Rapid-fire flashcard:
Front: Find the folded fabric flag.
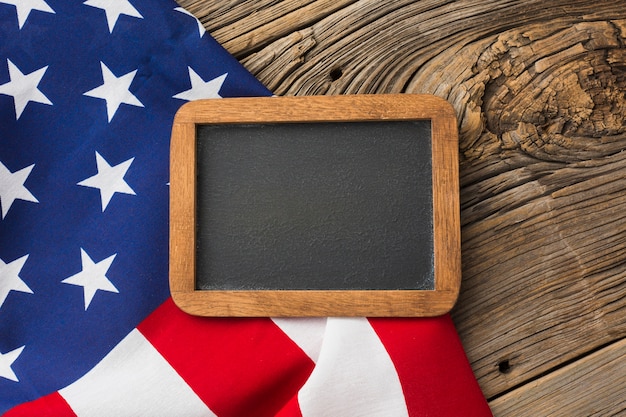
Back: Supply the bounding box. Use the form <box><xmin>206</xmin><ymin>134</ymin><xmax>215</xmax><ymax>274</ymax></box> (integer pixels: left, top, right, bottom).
<box><xmin>0</xmin><ymin>0</ymin><xmax>492</xmax><ymax>415</ymax></box>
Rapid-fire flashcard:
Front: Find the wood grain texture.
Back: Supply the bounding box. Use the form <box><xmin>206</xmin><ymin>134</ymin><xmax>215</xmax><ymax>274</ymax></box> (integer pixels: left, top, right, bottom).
<box><xmin>489</xmin><ymin>338</ymin><xmax>626</xmax><ymax>416</ymax></box>
<box><xmin>169</xmin><ymin>95</ymin><xmax>461</xmax><ymax>317</ymax></box>
<box><xmin>176</xmin><ymin>0</ymin><xmax>626</xmax><ymax>413</ymax></box>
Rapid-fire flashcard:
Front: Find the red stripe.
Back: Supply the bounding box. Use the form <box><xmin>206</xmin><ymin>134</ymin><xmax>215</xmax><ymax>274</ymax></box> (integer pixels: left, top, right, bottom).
<box><xmin>4</xmin><ymin>392</ymin><xmax>76</xmax><ymax>417</ymax></box>
<box><xmin>137</xmin><ymin>298</ymin><xmax>314</xmax><ymax>417</ymax></box>
<box><xmin>274</xmin><ymin>395</ymin><xmax>303</xmax><ymax>417</ymax></box>
<box><xmin>370</xmin><ymin>315</ymin><xmax>493</xmax><ymax>417</ymax></box>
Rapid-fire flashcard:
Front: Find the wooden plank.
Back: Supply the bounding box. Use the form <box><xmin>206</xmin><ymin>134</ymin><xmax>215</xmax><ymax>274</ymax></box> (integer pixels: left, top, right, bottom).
<box><xmin>177</xmin><ymin>0</ymin><xmax>626</xmax><ymax>403</ymax></box>
<box><xmin>455</xmin><ymin>152</ymin><xmax>626</xmax><ymax>397</ymax></box>
<box><xmin>489</xmin><ymin>338</ymin><xmax>626</xmax><ymax>416</ymax></box>
<box><xmin>212</xmin><ymin>0</ymin><xmax>358</xmax><ymax>56</ymax></box>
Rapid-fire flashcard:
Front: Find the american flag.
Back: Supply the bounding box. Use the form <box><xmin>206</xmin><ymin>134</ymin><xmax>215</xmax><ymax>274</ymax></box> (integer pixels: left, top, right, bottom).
<box><xmin>0</xmin><ymin>0</ymin><xmax>492</xmax><ymax>415</ymax></box>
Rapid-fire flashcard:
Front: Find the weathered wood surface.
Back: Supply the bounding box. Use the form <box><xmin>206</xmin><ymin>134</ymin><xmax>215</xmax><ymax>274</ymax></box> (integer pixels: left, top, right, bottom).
<box><xmin>489</xmin><ymin>338</ymin><xmax>626</xmax><ymax>416</ymax></box>
<box><xmin>177</xmin><ymin>0</ymin><xmax>626</xmax><ymax>414</ymax></box>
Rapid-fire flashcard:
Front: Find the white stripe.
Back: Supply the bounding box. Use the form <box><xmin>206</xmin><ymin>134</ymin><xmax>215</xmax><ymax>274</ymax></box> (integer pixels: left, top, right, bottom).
<box><xmin>59</xmin><ymin>329</ymin><xmax>215</xmax><ymax>417</ymax></box>
<box><xmin>271</xmin><ymin>317</ymin><xmax>327</xmax><ymax>362</ymax></box>
<box><xmin>298</xmin><ymin>317</ymin><xmax>409</xmax><ymax>417</ymax></box>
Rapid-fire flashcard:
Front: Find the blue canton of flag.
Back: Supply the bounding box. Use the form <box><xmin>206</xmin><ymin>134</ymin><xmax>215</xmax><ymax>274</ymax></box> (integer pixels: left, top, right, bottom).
<box><xmin>0</xmin><ymin>0</ymin><xmax>270</xmax><ymax>412</ymax></box>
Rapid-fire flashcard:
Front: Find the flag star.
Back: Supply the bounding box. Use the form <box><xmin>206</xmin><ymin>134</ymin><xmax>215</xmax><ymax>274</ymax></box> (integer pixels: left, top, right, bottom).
<box><xmin>83</xmin><ymin>62</ymin><xmax>143</xmax><ymax>122</ymax></box>
<box><xmin>78</xmin><ymin>152</ymin><xmax>135</xmax><ymax>211</ymax></box>
<box><xmin>0</xmin><ymin>255</ymin><xmax>33</xmax><ymax>309</ymax></box>
<box><xmin>0</xmin><ymin>59</ymin><xmax>52</xmax><ymax>120</ymax></box>
<box><xmin>62</xmin><ymin>249</ymin><xmax>119</xmax><ymax>310</ymax></box>
<box><xmin>173</xmin><ymin>68</ymin><xmax>227</xmax><ymax>101</ymax></box>
<box><xmin>174</xmin><ymin>7</ymin><xmax>205</xmax><ymax>38</ymax></box>
<box><xmin>0</xmin><ymin>0</ymin><xmax>54</xmax><ymax>29</ymax></box>
<box><xmin>0</xmin><ymin>345</ymin><xmax>25</xmax><ymax>382</ymax></box>
<box><xmin>0</xmin><ymin>160</ymin><xmax>38</xmax><ymax>219</ymax></box>
<box><xmin>84</xmin><ymin>0</ymin><xmax>142</xmax><ymax>33</ymax></box>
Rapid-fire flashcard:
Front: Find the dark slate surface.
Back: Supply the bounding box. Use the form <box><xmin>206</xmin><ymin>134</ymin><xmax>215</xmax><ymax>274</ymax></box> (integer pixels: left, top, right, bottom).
<box><xmin>195</xmin><ymin>121</ymin><xmax>433</xmax><ymax>290</ymax></box>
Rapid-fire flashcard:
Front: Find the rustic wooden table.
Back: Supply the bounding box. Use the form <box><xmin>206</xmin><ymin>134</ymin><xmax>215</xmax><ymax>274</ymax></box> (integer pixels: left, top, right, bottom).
<box><xmin>178</xmin><ymin>1</ymin><xmax>626</xmax><ymax>414</ymax></box>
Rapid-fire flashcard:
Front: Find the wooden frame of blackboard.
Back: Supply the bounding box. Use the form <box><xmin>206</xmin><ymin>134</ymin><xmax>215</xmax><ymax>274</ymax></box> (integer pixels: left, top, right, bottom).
<box><xmin>170</xmin><ymin>94</ymin><xmax>460</xmax><ymax>317</ymax></box>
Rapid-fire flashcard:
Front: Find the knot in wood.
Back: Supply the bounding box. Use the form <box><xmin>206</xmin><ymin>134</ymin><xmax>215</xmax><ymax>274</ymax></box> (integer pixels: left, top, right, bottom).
<box><xmin>476</xmin><ymin>21</ymin><xmax>626</xmax><ymax>162</ymax></box>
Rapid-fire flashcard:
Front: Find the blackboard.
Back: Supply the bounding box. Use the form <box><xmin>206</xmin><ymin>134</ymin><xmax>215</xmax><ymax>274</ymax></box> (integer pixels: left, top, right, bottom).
<box><xmin>169</xmin><ymin>94</ymin><xmax>460</xmax><ymax>316</ymax></box>
<box><xmin>196</xmin><ymin>121</ymin><xmax>433</xmax><ymax>291</ymax></box>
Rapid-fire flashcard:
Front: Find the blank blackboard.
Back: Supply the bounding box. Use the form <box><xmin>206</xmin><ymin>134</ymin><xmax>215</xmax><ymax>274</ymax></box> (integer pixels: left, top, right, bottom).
<box><xmin>169</xmin><ymin>94</ymin><xmax>461</xmax><ymax>316</ymax></box>
<box><xmin>196</xmin><ymin>121</ymin><xmax>433</xmax><ymax>291</ymax></box>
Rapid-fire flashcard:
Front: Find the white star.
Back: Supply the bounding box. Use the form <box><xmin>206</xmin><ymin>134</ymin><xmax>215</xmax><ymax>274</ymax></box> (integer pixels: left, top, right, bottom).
<box><xmin>77</xmin><ymin>152</ymin><xmax>135</xmax><ymax>212</ymax></box>
<box><xmin>0</xmin><ymin>160</ymin><xmax>38</xmax><ymax>219</ymax></box>
<box><xmin>83</xmin><ymin>62</ymin><xmax>143</xmax><ymax>122</ymax></box>
<box><xmin>61</xmin><ymin>249</ymin><xmax>119</xmax><ymax>310</ymax></box>
<box><xmin>173</xmin><ymin>68</ymin><xmax>227</xmax><ymax>101</ymax></box>
<box><xmin>174</xmin><ymin>7</ymin><xmax>205</xmax><ymax>38</ymax></box>
<box><xmin>0</xmin><ymin>345</ymin><xmax>25</xmax><ymax>382</ymax></box>
<box><xmin>0</xmin><ymin>255</ymin><xmax>33</xmax><ymax>309</ymax></box>
<box><xmin>84</xmin><ymin>0</ymin><xmax>142</xmax><ymax>33</ymax></box>
<box><xmin>0</xmin><ymin>59</ymin><xmax>52</xmax><ymax>120</ymax></box>
<box><xmin>0</xmin><ymin>0</ymin><xmax>54</xmax><ymax>29</ymax></box>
